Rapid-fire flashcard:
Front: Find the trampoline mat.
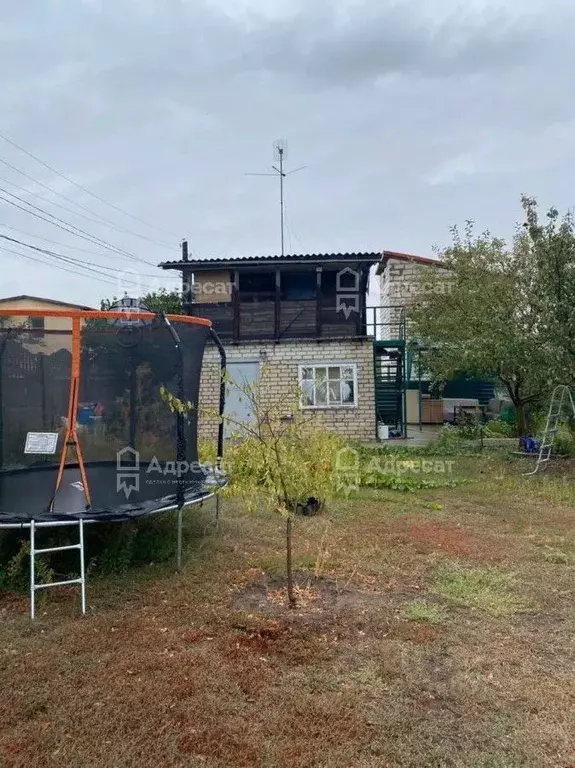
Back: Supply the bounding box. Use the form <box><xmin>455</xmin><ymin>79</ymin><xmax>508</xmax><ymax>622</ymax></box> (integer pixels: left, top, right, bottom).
<box><xmin>0</xmin><ymin>462</ymin><xmax>227</xmax><ymax>524</ymax></box>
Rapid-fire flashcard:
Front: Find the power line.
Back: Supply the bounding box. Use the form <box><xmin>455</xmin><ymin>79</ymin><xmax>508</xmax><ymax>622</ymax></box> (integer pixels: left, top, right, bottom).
<box><xmin>0</xmin><ymin>167</ymin><xmax>174</xmax><ymax>248</ymax></box>
<box><xmin>0</xmin><ymin>223</ymin><xmax>128</xmax><ymax>258</ymax></box>
<box><xmin>1</xmin><ymin>245</ymin><xmax>164</xmax><ymax>293</ymax></box>
<box><xmin>0</xmin><ymin>131</ymin><xmax>179</xmax><ymax>239</ymax></box>
<box><xmin>0</xmin><ymin>224</ymin><xmax>176</xmax><ymax>277</ymax></box>
<box><xmin>0</xmin><ymin>234</ymin><xmax>176</xmax><ymax>280</ymax></box>
<box><xmin>0</xmin><ymin>158</ymin><xmax>174</xmax><ymax>249</ymax></box>
<box><xmin>1</xmin><ymin>245</ymin><xmax>121</xmax><ymax>287</ymax></box>
<box><xmin>0</xmin><ymin>187</ymin><xmax>158</xmax><ymax>265</ymax></box>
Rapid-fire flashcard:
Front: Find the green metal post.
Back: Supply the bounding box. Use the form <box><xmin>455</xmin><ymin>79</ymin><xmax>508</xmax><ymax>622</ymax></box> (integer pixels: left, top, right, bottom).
<box><xmin>418</xmin><ymin>347</ymin><xmax>423</xmax><ymax>432</ymax></box>
<box><xmin>402</xmin><ymin>309</ymin><xmax>407</xmax><ymax>439</ymax></box>
<box><xmin>373</xmin><ymin>330</ymin><xmax>378</xmax><ymax>440</ymax></box>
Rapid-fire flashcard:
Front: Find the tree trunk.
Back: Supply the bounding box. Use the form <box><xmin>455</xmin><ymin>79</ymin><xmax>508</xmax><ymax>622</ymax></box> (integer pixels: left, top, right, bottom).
<box><xmin>516</xmin><ymin>402</ymin><xmax>528</xmax><ymax>438</ymax></box>
<box><xmin>286</xmin><ymin>516</ymin><xmax>296</xmax><ymax>608</ymax></box>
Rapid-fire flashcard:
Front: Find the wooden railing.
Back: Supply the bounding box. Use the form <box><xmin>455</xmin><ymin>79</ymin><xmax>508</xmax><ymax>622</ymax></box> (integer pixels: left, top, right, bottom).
<box><xmin>190</xmin><ymin>296</ymin><xmax>365</xmax><ymax>341</ymax></box>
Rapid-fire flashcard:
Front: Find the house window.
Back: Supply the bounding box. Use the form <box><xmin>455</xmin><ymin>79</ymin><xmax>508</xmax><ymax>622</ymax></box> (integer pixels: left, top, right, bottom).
<box><xmin>239</xmin><ymin>272</ymin><xmax>275</xmax><ymax>299</ymax></box>
<box><xmin>281</xmin><ymin>272</ymin><xmax>316</xmax><ymax>301</ymax></box>
<box><xmin>29</xmin><ymin>316</ymin><xmax>45</xmax><ymax>338</ymax></box>
<box><xmin>299</xmin><ymin>363</ymin><xmax>357</xmax><ymax>408</ymax></box>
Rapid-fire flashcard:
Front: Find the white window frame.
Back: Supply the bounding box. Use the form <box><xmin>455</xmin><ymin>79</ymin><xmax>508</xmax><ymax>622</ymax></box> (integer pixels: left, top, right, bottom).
<box><xmin>298</xmin><ymin>363</ymin><xmax>358</xmax><ymax>410</ymax></box>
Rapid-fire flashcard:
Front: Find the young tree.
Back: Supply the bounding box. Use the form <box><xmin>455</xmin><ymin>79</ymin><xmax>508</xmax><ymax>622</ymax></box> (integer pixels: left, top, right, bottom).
<box><xmin>162</xmin><ymin>370</ymin><xmax>344</xmax><ymax>608</ymax></box>
<box><xmin>410</xmin><ymin>221</ymin><xmax>554</xmax><ymax>436</ymax></box>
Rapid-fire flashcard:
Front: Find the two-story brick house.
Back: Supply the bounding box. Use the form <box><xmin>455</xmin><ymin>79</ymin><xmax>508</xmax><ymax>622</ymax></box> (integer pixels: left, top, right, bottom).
<box><xmin>160</xmin><ymin>250</ymin><xmax>380</xmax><ymax>441</ymax></box>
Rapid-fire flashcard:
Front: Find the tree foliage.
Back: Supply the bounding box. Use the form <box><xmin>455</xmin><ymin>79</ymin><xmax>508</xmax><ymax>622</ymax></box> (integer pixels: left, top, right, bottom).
<box><xmin>140</xmin><ymin>288</ymin><xmax>183</xmax><ymax>315</ymax></box>
<box><xmin>409</xmin><ymin>203</ymin><xmax>571</xmax><ymax>436</ymax></box>
<box><xmin>100</xmin><ymin>288</ymin><xmax>183</xmax><ymax>315</ymax></box>
<box><xmin>520</xmin><ymin>196</ymin><xmax>575</xmax><ymax>386</ymax></box>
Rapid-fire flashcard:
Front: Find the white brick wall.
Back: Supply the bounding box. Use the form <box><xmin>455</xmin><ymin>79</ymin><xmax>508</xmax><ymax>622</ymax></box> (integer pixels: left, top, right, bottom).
<box><xmin>198</xmin><ymin>338</ymin><xmax>375</xmax><ymax>443</ymax></box>
<box><xmin>379</xmin><ymin>258</ymin><xmax>451</xmax><ymax>336</ymax></box>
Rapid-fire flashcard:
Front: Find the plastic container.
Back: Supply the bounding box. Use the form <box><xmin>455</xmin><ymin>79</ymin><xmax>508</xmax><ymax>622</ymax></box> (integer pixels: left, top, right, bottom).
<box><xmin>377</xmin><ymin>424</ymin><xmax>389</xmax><ymax>441</ymax></box>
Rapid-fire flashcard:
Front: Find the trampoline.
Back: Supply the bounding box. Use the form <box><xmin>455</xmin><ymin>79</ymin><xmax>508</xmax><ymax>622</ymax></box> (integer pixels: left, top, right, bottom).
<box><xmin>0</xmin><ymin>303</ymin><xmax>227</xmax><ymax>617</ymax></box>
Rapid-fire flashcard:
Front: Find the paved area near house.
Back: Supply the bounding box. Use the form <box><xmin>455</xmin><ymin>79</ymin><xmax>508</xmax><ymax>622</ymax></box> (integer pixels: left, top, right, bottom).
<box><xmin>367</xmin><ymin>425</ymin><xmax>442</xmax><ymax>448</ymax></box>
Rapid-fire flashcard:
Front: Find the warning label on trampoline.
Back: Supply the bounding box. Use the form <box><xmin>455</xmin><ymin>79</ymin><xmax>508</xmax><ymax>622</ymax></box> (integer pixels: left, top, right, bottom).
<box><xmin>24</xmin><ymin>432</ymin><xmax>59</xmax><ymax>455</ymax></box>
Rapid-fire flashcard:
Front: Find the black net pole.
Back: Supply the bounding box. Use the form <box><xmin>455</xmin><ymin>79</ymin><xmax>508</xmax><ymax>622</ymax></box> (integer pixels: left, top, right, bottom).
<box><xmin>128</xmin><ymin>348</ymin><xmax>137</xmax><ymax>449</ymax></box>
<box><xmin>159</xmin><ymin>314</ymin><xmax>186</xmax><ymax>508</ymax></box>
<box><xmin>0</xmin><ymin>329</ymin><xmax>15</xmax><ymax>469</ymax></box>
<box><xmin>209</xmin><ymin>327</ymin><xmax>226</xmax><ymax>468</ymax></box>
<box><xmin>0</xmin><ymin>334</ymin><xmax>7</xmax><ymax>470</ymax></box>
<box><xmin>158</xmin><ymin>314</ymin><xmax>186</xmax><ymax>569</ymax></box>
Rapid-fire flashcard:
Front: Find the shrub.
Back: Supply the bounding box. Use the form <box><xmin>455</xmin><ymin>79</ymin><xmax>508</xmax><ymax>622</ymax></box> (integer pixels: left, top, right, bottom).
<box><xmin>0</xmin><ymin>512</ymin><xmax>185</xmax><ymax>594</ymax></box>
<box><xmin>483</xmin><ymin>419</ymin><xmax>515</xmax><ymax>438</ymax></box>
<box><xmin>0</xmin><ymin>540</ymin><xmax>54</xmax><ymax>593</ymax></box>
<box><xmin>553</xmin><ymin>424</ymin><xmax>575</xmax><ymax>457</ymax></box>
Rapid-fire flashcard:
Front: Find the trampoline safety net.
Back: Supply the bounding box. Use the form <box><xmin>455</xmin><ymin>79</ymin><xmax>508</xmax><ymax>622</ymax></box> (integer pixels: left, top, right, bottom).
<box><xmin>0</xmin><ymin>311</ymin><xmax>220</xmax><ymax>524</ymax></box>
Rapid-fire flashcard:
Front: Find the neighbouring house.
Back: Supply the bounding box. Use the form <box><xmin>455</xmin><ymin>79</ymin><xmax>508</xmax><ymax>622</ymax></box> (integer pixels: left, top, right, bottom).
<box><xmin>0</xmin><ymin>295</ymin><xmax>94</xmax><ymax>354</ymax></box>
<box><xmin>0</xmin><ymin>296</ymin><xmax>97</xmax><ymax>453</ymax></box>
<box><xmin>160</xmin><ymin>251</ymin><xmax>380</xmax><ymax>442</ymax></box>
<box><xmin>376</xmin><ymin>252</ymin><xmax>495</xmax><ymax>424</ymax></box>
<box><xmin>376</xmin><ymin>250</ymin><xmax>450</xmax><ymax>338</ymax></box>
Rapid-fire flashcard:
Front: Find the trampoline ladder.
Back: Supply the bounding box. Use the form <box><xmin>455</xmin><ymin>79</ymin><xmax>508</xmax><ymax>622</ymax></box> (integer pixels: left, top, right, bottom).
<box><xmin>30</xmin><ymin>519</ymin><xmax>86</xmax><ymax>620</ymax></box>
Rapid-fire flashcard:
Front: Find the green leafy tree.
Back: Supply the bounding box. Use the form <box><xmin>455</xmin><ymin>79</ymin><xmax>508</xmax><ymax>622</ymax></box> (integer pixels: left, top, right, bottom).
<box><xmin>410</xmin><ymin>221</ymin><xmax>554</xmax><ymax>437</ymax></box>
<box><xmin>140</xmin><ymin>289</ymin><xmax>183</xmax><ymax>315</ymax></box>
<box><xmin>100</xmin><ymin>289</ymin><xmax>182</xmax><ymax>315</ymax></box>
<box><xmin>520</xmin><ymin>196</ymin><xmax>575</xmax><ymax>387</ymax></box>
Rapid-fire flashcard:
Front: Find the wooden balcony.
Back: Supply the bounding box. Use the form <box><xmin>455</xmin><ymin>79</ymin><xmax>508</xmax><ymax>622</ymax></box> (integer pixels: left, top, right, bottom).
<box><xmin>190</xmin><ymin>293</ymin><xmax>366</xmax><ymax>342</ymax></box>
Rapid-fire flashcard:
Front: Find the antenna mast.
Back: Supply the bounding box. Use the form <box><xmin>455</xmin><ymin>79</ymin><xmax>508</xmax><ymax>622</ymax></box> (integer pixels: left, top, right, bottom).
<box><xmin>275</xmin><ymin>141</ymin><xmax>286</xmax><ymax>257</ymax></box>
<box><xmin>246</xmin><ymin>140</ymin><xmax>307</xmax><ymax>257</ymax></box>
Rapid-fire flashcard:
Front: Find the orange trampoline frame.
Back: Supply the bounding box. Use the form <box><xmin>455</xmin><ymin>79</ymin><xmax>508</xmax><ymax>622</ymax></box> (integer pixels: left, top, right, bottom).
<box><xmin>0</xmin><ymin>309</ymin><xmax>213</xmax><ymax>512</ymax></box>
<box><xmin>0</xmin><ymin>308</ymin><xmax>227</xmax><ymax>618</ymax></box>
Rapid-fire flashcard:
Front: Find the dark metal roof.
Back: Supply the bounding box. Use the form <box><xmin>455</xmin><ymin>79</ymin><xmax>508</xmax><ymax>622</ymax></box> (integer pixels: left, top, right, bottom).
<box><xmin>159</xmin><ymin>252</ymin><xmax>381</xmax><ymax>270</ymax></box>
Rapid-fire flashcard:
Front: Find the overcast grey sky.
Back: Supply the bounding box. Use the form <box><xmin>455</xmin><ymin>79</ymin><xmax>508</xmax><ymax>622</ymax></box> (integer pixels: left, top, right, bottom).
<box><xmin>1</xmin><ymin>0</ymin><xmax>574</xmax><ymax>307</ymax></box>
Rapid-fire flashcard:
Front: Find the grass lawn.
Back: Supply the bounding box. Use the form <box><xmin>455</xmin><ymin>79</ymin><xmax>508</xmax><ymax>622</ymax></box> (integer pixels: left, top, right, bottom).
<box><xmin>0</xmin><ymin>454</ymin><xmax>574</xmax><ymax>767</ymax></box>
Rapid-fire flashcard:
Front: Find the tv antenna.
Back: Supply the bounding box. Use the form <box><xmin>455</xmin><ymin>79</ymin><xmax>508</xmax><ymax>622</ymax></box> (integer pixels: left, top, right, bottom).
<box><xmin>245</xmin><ymin>140</ymin><xmax>307</xmax><ymax>257</ymax></box>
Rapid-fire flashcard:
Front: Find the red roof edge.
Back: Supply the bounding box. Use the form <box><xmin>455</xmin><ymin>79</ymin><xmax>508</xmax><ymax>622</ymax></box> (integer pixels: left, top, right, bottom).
<box><xmin>376</xmin><ymin>250</ymin><xmax>445</xmax><ymax>273</ymax></box>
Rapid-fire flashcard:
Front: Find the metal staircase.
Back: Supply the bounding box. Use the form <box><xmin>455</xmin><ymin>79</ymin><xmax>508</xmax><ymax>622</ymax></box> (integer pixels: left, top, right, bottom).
<box><xmin>524</xmin><ymin>385</ymin><xmax>575</xmax><ymax>476</ymax></box>
<box><xmin>372</xmin><ymin>307</ymin><xmax>407</xmax><ymax>437</ymax></box>
<box><xmin>374</xmin><ymin>349</ymin><xmax>404</xmax><ymax>432</ymax></box>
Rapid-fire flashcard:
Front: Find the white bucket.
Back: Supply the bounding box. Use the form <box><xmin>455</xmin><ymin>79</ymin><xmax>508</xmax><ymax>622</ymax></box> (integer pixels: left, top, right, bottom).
<box><xmin>377</xmin><ymin>423</ymin><xmax>389</xmax><ymax>441</ymax></box>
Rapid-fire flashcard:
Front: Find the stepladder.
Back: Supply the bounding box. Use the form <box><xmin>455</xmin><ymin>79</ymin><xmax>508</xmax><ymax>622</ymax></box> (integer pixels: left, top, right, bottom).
<box><xmin>29</xmin><ymin>518</ymin><xmax>86</xmax><ymax>619</ymax></box>
<box><xmin>524</xmin><ymin>385</ymin><xmax>575</xmax><ymax>476</ymax></box>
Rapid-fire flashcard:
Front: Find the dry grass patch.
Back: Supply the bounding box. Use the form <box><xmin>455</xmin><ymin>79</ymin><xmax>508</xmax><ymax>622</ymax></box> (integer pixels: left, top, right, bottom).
<box><xmin>0</xmin><ymin>456</ymin><xmax>574</xmax><ymax>767</ymax></box>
